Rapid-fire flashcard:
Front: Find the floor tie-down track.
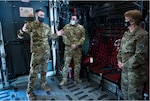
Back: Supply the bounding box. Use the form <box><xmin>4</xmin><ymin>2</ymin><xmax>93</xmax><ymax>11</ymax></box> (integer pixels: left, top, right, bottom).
<box><xmin>0</xmin><ymin>75</ymin><xmax>117</xmax><ymax>100</ymax></box>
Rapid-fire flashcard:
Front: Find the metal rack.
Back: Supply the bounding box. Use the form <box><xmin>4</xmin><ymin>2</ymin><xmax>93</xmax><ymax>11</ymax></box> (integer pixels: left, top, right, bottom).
<box><xmin>0</xmin><ymin>22</ymin><xmax>9</xmax><ymax>89</ymax></box>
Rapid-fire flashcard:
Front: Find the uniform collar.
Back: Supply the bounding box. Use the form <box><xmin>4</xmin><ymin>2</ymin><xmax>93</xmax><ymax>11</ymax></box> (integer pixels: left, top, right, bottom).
<box><xmin>70</xmin><ymin>23</ymin><xmax>78</xmax><ymax>27</ymax></box>
<box><xmin>35</xmin><ymin>20</ymin><xmax>44</xmax><ymax>26</ymax></box>
<box><xmin>127</xmin><ymin>26</ymin><xmax>140</xmax><ymax>36</ymax></box>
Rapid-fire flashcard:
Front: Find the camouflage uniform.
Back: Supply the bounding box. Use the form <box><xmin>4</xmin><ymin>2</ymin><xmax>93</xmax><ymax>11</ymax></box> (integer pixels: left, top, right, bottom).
<box><xmin>18</xmin><ymin>21</ymin><xmax>57</xmax><ymax>93</ymax></box>
<box><xmin>117</xmin><ymin>26</ymin><xmax>148</xmax><ymax>100</ymax></box>
<box><xmin>62</xmin><ymin>23</ymin><xmax>86</xmax><ymax>81</ymax></box>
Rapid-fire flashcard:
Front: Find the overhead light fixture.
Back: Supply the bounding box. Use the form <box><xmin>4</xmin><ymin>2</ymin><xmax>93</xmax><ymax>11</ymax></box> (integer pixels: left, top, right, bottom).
<box><xmin>21</xmin><ymin>0</ymin><xmax>30</xmax><ymax>2</ymax></box>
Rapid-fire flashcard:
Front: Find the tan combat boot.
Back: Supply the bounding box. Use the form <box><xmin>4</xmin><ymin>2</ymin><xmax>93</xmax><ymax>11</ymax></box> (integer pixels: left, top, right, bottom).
<box><xmin>74</xmin><ymin>78</ymin><xmax>82</xmax><ymax>83</ymax></box>
<box><xmin>59</xmin><ymin>79</ymin><xmax>67</xmax><ymax>86</ymax></box>
<box><xmin>42</xmin><ymin>83</ymin><xmax>50</xmax><ymax>91</ymax></box>
<box><xmin>26</xmin><ymin>91</ymin><xmax>36</xmax><ymax>100</ymax></box>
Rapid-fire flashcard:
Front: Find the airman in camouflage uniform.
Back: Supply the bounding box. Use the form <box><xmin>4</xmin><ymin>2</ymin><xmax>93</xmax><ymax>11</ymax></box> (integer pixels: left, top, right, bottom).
<box><xmin>117</xmin><ymin>10</ymin><xmax>148</xmax><ymax>100</ymax></box>
<box><xmin>59</xmin><ymin>14</ymin><xmax>86</xmax><ymax>85</ymax></box>
<box><xmin>18</xmin><ymin>9</ymin><xmax>63</xmax><ymax>100</ymax></box>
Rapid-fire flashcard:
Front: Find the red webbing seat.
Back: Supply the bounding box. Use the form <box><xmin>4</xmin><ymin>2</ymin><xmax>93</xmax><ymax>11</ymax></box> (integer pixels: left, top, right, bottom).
<box><xmin>90</xmin><ymin>62</ymin><xmax>109</xmax><ymax>71</ymax></box>
<box><xmin>103</xmin><ymin>70</ymin><xmax>121</xmax><ymax>83</ymax></box>
<box><xmin>102</xmin><ymin>69</ymin><xmax>121</xmax><ymax>94</ymax></box>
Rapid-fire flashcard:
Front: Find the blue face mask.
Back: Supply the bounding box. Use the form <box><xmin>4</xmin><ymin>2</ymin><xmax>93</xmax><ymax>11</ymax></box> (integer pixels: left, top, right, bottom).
<box><xmin>124</xmin><ymin>21</ymin><xmax>131</xmax><ymax>28</ymax></box>
<box><xmin>38</xmin><ymin>16</ymin><xmax>44</xmax><ymax>22</ymax></box>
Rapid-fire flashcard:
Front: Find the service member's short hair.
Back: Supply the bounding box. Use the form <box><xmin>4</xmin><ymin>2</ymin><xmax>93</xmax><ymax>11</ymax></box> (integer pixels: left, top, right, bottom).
<box><xmin>35</xmin><ymin>9</ymin><xmax>44</xmax><ymax>13</ymax></box>
<box><xmin>71</xmin><ymin>14</ymin><xmax>79</xmax><ymax>20</ymax></box>
<box><xmin>124</xmin><ymin>9</ymin><xmax>142</xmax><ymax>25</ymax></box>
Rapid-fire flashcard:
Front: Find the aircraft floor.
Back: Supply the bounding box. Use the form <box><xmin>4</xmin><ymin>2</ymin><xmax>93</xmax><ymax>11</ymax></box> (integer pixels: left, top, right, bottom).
<box><xmin>0</xmin><ymin>75</ymin><xmax>117</xmax><ymax>100</ymax></box>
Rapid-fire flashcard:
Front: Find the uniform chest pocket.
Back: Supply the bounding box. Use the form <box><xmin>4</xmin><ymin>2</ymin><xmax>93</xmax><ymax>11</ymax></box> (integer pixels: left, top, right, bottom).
<box><xmin>38</xmin><ymin>28</ymin><xmax>48</xmax><ymax>37</ymax></box>
<box><xmin>74</xmin><ymin>29</ymin><xmax>82</xmax><ymax>37</ymax></box>
<box><xmin>125</xmin><ymin>39</ymin><xmax>136</xmax><ymax>52</ymax></box>
<box><xmin>65</xmin><ymin>29</ymin><xmax>74</xmax><ymax>37</ymax></box>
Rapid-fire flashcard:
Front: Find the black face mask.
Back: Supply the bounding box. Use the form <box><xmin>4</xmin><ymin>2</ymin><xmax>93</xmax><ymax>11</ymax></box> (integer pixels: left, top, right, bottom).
<box><xmin>124</xmin><ymin>21</ymin><xmax>131</xmax><ymax>28</ymax></box>
<box><xmin>38</xmin><ymin>16</ymin><xmax>44</xmax><ymax>22</ymax></box>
